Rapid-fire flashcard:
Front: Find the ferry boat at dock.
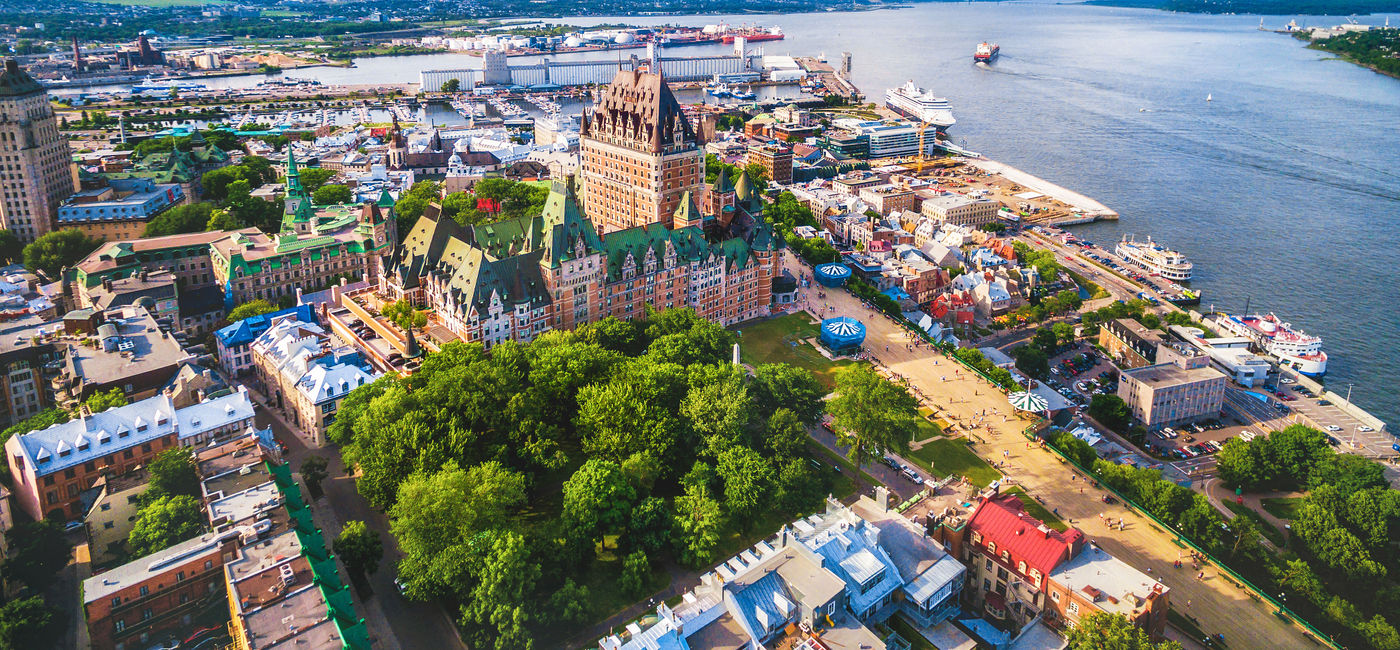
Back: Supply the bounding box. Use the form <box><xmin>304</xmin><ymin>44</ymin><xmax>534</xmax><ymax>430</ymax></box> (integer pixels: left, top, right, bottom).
<box><xmin>1217</xmin><ymin>313</ymin><xmax>1328</xmax><ymax>376</ymax></box>
<box><xmin>974</xmin><ymin>42</ymin><xmax>1000</xmax><ymax>63</ymax></box>
<box><xmin>884</xmin><ymin>81</ymin><xmax>956</xmax><ymax>131</ymax></box>
<box><xmin>1114</xmin><ymin>235</ymin><xmax>1192</xmax><ymax>281</ymax></box>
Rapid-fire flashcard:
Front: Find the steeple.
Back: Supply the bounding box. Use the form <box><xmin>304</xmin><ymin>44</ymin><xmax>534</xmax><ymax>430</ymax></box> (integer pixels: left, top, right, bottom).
<box><xmin>404</xmin><ymin>323</ymin><xmax>422</xmax><ymax>359</ymax></box>
<box><xmin>285</xmin><ymin>148</ymin><xmax>306</xmax><ymax>199</ymax></box>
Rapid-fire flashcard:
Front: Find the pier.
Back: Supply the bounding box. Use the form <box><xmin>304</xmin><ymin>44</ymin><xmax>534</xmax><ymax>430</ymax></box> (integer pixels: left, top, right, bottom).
<box><xmin>967</xmin><ymin>158</ymin><xmax>1118</xmax><ymax>223</ymax></box>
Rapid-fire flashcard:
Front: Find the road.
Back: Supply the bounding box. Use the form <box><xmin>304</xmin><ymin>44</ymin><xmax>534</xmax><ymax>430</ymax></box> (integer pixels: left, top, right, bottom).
<box><xmin>247</xmin><ymin>386</ymin><xmax>466</xmax><ymax>650</ymax></box>
<box><xmin>792</xmin><ymin>250</ymin><xmax>1318</xmax><ymax>649</ymax></box>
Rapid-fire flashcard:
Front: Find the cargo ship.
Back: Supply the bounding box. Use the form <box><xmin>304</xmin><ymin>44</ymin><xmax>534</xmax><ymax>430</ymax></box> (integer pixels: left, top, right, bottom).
<box><xmin>974</xmin><ymin>42</ymin><xmax>1000</xmax><ymax>63</ymax></box>
<box><xmin>1217</xmin><ymin>313</ymin><xmax>1328</xmax><ymax>376</ymax></box>
<box><xmin>884</xmin><ymin>80</ymin><xmax>956</xmax><ymax>131</ymax></box>
<box><xmin>720</xmin><ymin>26</ymin><xmax>784</xmax><ymax>43</ymax></box>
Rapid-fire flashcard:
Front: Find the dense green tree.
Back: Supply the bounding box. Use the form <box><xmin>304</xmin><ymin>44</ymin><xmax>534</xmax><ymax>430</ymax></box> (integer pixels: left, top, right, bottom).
<box><xmin>390</xmin><ymin>462</ymin><xmax>527</xmax><ymax>598</ymax></box>
<box><xmin>146</xmin><ymin>447</ymin><xmax>199</xmax><ymax>500</ymax></box>
<box><xmin>143</xmin><ymin>202</ymin><xmax>214</xmax><ymax>237</ymax></box>
<box><xmin>716</xmin><ymin>446</ymin><xmax>774</xmax><ymax>532</ymax></box>
<box><xmin>381</xmin><ymin>298</ymin><xmax>427</xmax><ymax>331</ymax></box>
<box><xmin>577</xmin><ymin>377</ymin><xmax>681</xmax><ymax>464</ymax></box>
<box><xmin>1215</xmin><ymin>438</ymin><xmax>1274</xmax><ymax>491</ymax></box>
<box><xmin>460</xmin><ymin>530</ymin><xmax>538</xmax><ymax>650</ymax></box>
<box><xmin>205</xmin><ymin>207</ymin><xmax>244</xmax><ymax>232</ymax></box>
<box><xmin>547</xmin><ymin>579</ymin><xmax>590</xmax><ymax>625</ymax></box>
<box><xmin>128</xmin><ymin>495</ymin><xmax>204</xmax><ymax>557</ymax></box>
<box><xmin>393</xmin><ymin>180</ymin><xmax>442</xmax><ymax>240</ymax></box>
<box><xmin>1359</xmin><ymin>615</ymin><xmax>1400</xmax><ymax>650</ymax></box>
<box><xmin>576</xmin><ymin>317</ymin><xmax>644</xmax><ymax>356</ymax></box>
<box><xmin>673</xmin><ymin>484</ymin><xmax>723</xmax><ymax>569</ymax></box>
<box><xmin>1013</xmin><ymin>345</ymin><xmax>1050</xmax><ymax>379</ymax></box>
<box><xmin>2</xmin><ymin>521</ymin><xmax>70</xmax><ymax>591</ymax></box>
<box><xmin>1049</xmin><ymin>431</ymin><xmax>1098</xmax><ymax>468</ymax></box>
<box><xmin>1087</xmin><ymin>394</ymin><xmax>1131</xmax><ymax>432</ymax></box>
<box><xmin>301</xmin><ymin>455</ymin><xmax>329</xmax><ymax>498</ymax></box>
<box><xmin>750</xmin><ymin>364</ymin><xmax>825</xmax><ymax>425</ymax></box>
<box><xmin>84</xmin><ymin>388</ymin><xmax>129</xmax><ymax>414</ymax></box>
<box><xmin>312</xmin><ymin>184</ymin><xmax>353</xmax><ymax>205</ymax></box>
<box><xmin>1310</xmin><ymin>452</ymin><xmax>1388</xmax><ymax>494</ymax></box>
<box><xmin>826</xmin><ymin>365</ymin><xmax>917</xmax><ymax>471</ymax></box>
<box><xmin>334</xmin><ymin>520</ymin><xmax>385</xmax><ymax>578</ymax></box>
<box><xmin>619</xmin><ymin>549</ymin><xmax>650</xmax><ymax>598</ymax></box>
<box><xmin>1065</xmin><ymin>612</ymin><xmax>1183</xmax><ymax>649</ymax></box>
<box><xmin>774</xmin><ymin>458</ymin><xmax>824</xmax><ymax>514</ymax></box>
<box><xmin>0</xmin><ymin>229</ymin><xmax>23</xmax><ymax>265</ymax></box>
<box><xmin>762</xmin><ymin>408</ymin><xmax>809</xmax><ymax>460</ymax></box>
<box><xmin>1268</xmin><ymin>424</ymin><xmax>1332</xmax><ymax>487</ymax></box>
<box><xmin>227</xmin><ymin>299</ymin><xmax>277</xmax><ymax>322</ymax></box>
<box><xmin>22</xmin><ymin>229</ymin><xmax>102</xmax><ymax>278</ymax></box>
<box><xmin>620</xmin><ymin>451</ymin><xmax>661</xmax><ymax>493</ymax></box>
<box><xmin>441</xmin><ymin>78</ymin><xmax>462</xmax><ymax>93</ymax></box>
<box><xmin>1277</xmin><ymin>558</ymin><xmax>1328</xmax><ymax>607</ymax></box>
<box><xmin>682</xmin><ymin>370</ymin><xmax>752</xmax><ymax>455</ymax></box>
<box><xmin>298</xmin><ymin>167</ymin><xmax>337</xmax><ymax>193</ymax></box>
<box><xmin>561</xmin><ymin>459</ymin><xmax>635</xmax><ymax>548</ymax></box>
<box><xmin>624</xmin><ymin>497</ymin><xmax>673</xmax><ymax>555</ymax></box>
<box><xmin>0</xmin><ymin>596</ymin><xmax>63</xmax><ymax>650</ymax></box>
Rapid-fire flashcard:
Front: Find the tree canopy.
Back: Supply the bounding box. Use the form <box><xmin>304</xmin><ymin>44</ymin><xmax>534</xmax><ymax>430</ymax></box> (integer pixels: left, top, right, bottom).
<box><xmin>143</xmin><ymin>202</ymin><xmax>214</xmax><ymax>237</ymax></box>
<box><xmin>22</xmin><ymin>229</ymin><xmax>103</xmax><ymax>278</ymax></box>
<box><xmin>227</xmin><ymin>299</ymin><xmax>278</xmax><ymax>322</ymax></box>
<box><xmin>2</xmin><ymin>521</ymin><xmax>71</xmax><ymax>592</ymax></box>
<box><xmin>128</xmin><ymin>494</ymin><xmax>205</xmax><ymax>557</ymax></box>
<box><xmin>1066</xmin><ymin>612</ymin><xmax>1183</xmax><ymax>649</ymax></box>
<box><xmin>826</xmin><ymin>365</ymin><xmax>917</xmax><ymax>469</ymax></box>
<box><xmin>333</xmin><ymin>520</ymin><xmax>384</xmax><ymax>577</ymax></box>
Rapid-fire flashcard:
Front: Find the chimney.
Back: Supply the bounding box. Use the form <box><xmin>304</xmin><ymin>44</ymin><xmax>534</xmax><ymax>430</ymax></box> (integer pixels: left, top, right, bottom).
<box><xmin>874</xmin><ymin>485</ymin><xmax>889</xmax><ymax>512</ymax></box>
<box><xmin>102</xmin><ymin>277</ymin><xmax>113</xmax><ymax>292</ymax></box>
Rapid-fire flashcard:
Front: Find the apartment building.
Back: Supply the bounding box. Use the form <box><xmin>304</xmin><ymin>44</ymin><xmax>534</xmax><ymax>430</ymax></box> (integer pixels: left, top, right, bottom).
<box><xmin>745</xmin><ymin>143</ymin><xmax>793</xmax><ymax>185</ymax></box>
<box><xmin>57</xmin><ymin>179</ymin><xmax>185</xmax><ymax>241</ymax></box>
<box><xmin>1100</xmin><ymin>318</ymin><xmax>1169</xmax><ymax>369</ymax></box>
<box><xmin>214</xmin><ymin>304</ymin><xmax>317</xmax><ymax>376</ymax></box>
<box><xmin>600</xmin><ymin>493</ymin><xmax>965</xmax><ymax>649</ymax></box>
<box><xmin>945</xmin><ymin>491</ymin><xmax>1169</xmax><ymax>641</ymax></box>
<box><xmin>858</xmin><ymin>184</ymin><xmax>919</xmax><ymax>217</ymax></box>
<box><xmin>249</xmin><ymin>316</ymin><xmax>377</xmax><ymax>445</ymax></box>
<box><xmin>5</xmin><ymin>389</ymin><xmax>254</xmax><ymax>520</ymax></box>
<box><xmin>83</xmin><ymin>468</ymin><xmax>151</xmax><ymax>567</ymax></box>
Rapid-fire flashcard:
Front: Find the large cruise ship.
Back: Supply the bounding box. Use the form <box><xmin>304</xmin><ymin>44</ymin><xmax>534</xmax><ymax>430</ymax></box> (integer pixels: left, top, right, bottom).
<box><xmin>1217</xmin><ymin>313</ymin><xmax>1328</xmax><ymax>376</ymax></box>
<box><xmin>1114</xmin><ymin>235</ymin><xmax>1192</xmax><ymax>281</ymax></box>
<box><xmin>885</xmin><ymin>81</ymin><xmax>956</xmax><ymax>131</ymax></box>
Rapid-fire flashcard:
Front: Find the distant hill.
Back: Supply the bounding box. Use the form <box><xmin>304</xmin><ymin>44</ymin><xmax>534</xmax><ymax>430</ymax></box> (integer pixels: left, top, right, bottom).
<box><xmin>1085</xmin><ymin>0</ymin><xmax>1400</xmax><ymax>15</ymax></box>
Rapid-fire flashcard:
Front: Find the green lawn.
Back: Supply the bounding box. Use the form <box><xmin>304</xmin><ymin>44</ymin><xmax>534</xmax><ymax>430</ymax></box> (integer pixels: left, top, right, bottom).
<box><xmin>1005</xmin><ymin>486</ymin><xmax>1068</xmax><ymax>531</ymax></box>
<box><xmin>1261</xmin><ymin>497</ymin><xmax>1304</xmax><ymax>521</ymax></box>
<box><xmin>734</xmin><ymin>313</ymin><xmax>857</xmax><ymax>388</ymax></box>
<box><xmin>905</xmin><ymin>438</ymin><xmax>1001</xmax><ymax>487</ymax></box>
<box><xmin>914</xmin><ymin>419</ymin><xmax>943</xmax><ymax>441</ymax></box>
<box><xmin>1223</xmin><ymin>500</ymin><xmax>1287</xmax><ymax>547</ymax></box>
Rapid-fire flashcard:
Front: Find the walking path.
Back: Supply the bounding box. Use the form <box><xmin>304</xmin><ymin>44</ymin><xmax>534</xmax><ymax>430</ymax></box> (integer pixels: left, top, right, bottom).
<box><xmin>790</xmin><ymin>250</ymin><xmax>1318</xmax><ymax>649</ymax></box>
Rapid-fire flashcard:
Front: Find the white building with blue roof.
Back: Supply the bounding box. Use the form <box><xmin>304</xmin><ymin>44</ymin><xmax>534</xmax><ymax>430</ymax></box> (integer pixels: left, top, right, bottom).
<box><xmin>250</xmin><ymin>315</ymin><xmax>377</xmax><ymax>445</ymax></box>
<box><xmin>598</xmin><ymin>493</ymin><xmax>965</xmax><ymax>650</ymax></box>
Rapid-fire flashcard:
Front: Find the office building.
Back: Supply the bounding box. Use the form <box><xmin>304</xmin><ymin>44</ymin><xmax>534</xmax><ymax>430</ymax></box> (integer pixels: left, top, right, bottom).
<box><xmin>745</xmin><ymin>143</ymin><xmax>793</xmax><ymax>185</ymax></box>
<box><xmin>579</xmin><ymin>70</ymin><xmax>705</xmax><ymax>232</ymax></box>
<box><xmin>921</xmin><ymin>193</ymin><xmax>1000</xmax><ymax>228</ymax></box>
<box><xmin>58</xmin><ymin>304</ymin><xmax>193</xmax><ymax>402</ymax></box>
<box><xmin>1117</xmin><ymin>354</ymin><xmax>1226</xmax><ymax>430</ymax></box>
<box><xmin>0</xmin><ymin>59</ymin><xmax>76</xmax><ymax>243</ymax></box>
<box><xmin>858</xmin><ymin>185</ymin><xmax>919</xmax><ymax>217</ymax></box>
<box><xmin>214</xmin><ymin>304</ymin><xmax>316</xmax><ymax>377</ymax></box>
<box><xmin>0</xmin><ymin>269</ymin><xmax>61</xmax><ymax>429</ymax></box>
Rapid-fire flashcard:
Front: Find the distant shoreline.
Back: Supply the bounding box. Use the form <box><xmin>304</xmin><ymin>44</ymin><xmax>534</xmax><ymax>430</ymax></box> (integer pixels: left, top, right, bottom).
<box><xmin>1083</xmin><ymin>0</ymin><xmax>1400</xmax><ymax>16</ymax></box>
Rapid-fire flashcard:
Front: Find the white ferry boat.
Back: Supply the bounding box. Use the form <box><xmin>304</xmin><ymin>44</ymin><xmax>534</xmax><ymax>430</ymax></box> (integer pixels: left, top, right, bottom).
<box><xmin>1114</xmin><ymin>235</ymin><xmax>1192</xmax><ymax>282</ymax></box>
<box><xmin>885</xmin><ymin>81</ymin><xmax>956</xmax><ymax>131</ymax></box>
<box><xmin>1217</xmin><ymin>313</ymin><xmax>1328</xmax><ymax>376</ymax></box>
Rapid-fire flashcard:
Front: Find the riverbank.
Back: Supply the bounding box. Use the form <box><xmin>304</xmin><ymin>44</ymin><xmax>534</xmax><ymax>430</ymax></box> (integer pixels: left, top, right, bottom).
<box><xmin>966</xmin><ymin>159</ymin><xmax>1120</xmax><ymax>223</ymax></box>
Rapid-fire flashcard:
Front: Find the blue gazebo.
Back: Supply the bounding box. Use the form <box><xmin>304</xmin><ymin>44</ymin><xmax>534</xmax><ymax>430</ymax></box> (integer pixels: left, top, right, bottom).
<box><xmin>820</xmin><ymin>317</ymin><xmax>866</xmax><ymax>353</ymax></box>
<box><xmin>815</xmin><ymin>263</ymin><xmax>852</xmax><ymax>288</ymax></box>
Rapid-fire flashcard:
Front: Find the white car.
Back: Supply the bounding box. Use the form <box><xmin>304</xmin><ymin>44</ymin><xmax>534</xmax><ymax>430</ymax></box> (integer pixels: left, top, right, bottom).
<box><xmin>1325</xmin><ymin>425</ymin><xmax>1342</xmax><ymax>432</ymax></box>
<box><xmin>1280</xmin><ymin>377</ymin><xmax>1295</xmax><ymax>384</ymax></box>
<box><xmin>1359</xmin><ymin>426</ymin><xmax>1375</xmax><ymax>432</ymax></box>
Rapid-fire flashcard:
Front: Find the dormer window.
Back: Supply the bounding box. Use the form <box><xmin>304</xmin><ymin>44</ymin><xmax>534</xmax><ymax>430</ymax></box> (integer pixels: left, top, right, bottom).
<box><xmin>986</xmin><ymin>541</ymin><xmax>996</xmax><ymax>554</ymax></box>
<box><xmin>1017</xmin><ymin>561</ymin><xmax>1027</xmax><ymax>575</ymax></box>
<box><xmin>1001</xmin><ymin>550</ymin><xmax>1010</xmax><ymax>562</ymax></box>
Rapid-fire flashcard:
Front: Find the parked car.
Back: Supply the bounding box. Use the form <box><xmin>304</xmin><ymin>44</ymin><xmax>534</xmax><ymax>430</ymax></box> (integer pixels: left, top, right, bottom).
<box><xmin>1325</xmin><ymin>425</ymin><xmax>1342</xmax><ymax>432</ymax></box>
<box><xmin>1359</xmin><ymin>426</ymin><xmax>1375</xmax><ymax>432</ymax></box>
<box><xmin>902</xmin><ymin>468</ymin><xmax>923</xmax><ymax>483</ymax></box>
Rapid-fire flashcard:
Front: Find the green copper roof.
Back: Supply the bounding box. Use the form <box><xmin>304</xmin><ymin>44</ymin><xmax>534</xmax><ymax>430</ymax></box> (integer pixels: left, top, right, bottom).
<box><xmin>376</xmin><ymin>189</ymin><xmax>395</xmax><ymax>208</ymax></box>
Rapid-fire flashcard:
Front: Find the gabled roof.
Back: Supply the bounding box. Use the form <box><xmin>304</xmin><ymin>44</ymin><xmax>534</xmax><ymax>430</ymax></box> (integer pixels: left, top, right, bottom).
<box><xmin>581</xmin><ymin>70</ymin><xmax>697</xmax><ymax>154</ymax></box>
<box><xmin>966</xmin><ymin>493</ymin><xmax>1085</xmax><ymax>578</ymax></box>
<box><xmin>0</xmin><ymin>59</ymin><xmax>43</xmax><ymax>97</ymax></box>
<box><xmin>538</xmin><ymin>181</ymin><xmax>602</xmax><ymax>269</ymax></box>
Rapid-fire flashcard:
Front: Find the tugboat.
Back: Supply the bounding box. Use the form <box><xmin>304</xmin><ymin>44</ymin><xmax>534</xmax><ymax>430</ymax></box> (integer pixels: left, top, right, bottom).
<box><xmin>974</xmin><ymin>42</ymin><xmax>1000</xmax><ymax>63</ymax></box>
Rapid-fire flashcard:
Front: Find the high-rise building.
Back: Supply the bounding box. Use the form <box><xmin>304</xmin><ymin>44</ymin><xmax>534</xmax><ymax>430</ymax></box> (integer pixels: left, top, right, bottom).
<box><xmin>0</xmin><ymin>59</ymin><xmax>76</xmax><ymax>243</ymax></box>
<box><xmin>579</xmin><ymin>70</ymin><xmax>704</xmax><ymax>233</ymax></box>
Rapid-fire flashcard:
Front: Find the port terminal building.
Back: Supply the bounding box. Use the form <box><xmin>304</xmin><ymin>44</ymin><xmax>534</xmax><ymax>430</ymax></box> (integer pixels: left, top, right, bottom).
<box><xmin>422</xmin><ymin>43</ymin><xmax>760</xmax><ymax>90</ymax></box>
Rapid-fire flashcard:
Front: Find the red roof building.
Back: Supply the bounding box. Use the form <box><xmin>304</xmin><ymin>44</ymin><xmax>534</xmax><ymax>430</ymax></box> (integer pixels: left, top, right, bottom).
<box><xmin>952</xmin><ymin>492</ymin><xmax>1169</xmax><ymax>641</ymax></box>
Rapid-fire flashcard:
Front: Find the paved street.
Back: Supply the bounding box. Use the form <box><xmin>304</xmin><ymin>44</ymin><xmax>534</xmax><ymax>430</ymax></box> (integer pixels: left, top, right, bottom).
<box><xmin>792</xmin><ymin>250</ymin><xmax>1317</xmax><ymax>649</ymax></box>
<box><xmin>247</xmin><ymin>387</ymin><xmax>466</xmax><ymax>650</ymax></box>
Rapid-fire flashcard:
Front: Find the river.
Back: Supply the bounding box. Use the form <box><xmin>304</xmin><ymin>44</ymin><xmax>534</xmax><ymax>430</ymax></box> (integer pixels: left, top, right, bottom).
<box><xmin>87</xmin><ymin>3</ymin><xmax>1400</xmax><ymax>425</ymax></box>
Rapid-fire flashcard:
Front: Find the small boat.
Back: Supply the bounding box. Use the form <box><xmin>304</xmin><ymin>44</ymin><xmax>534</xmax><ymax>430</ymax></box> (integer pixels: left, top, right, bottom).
<box><xmin>1206</xmin><ymin>93</ymin><xmax>1213</xmax><ymax>102</ymax></box>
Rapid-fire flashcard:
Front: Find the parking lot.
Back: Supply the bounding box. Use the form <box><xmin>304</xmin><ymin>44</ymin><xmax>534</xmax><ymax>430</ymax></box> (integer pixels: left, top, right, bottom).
<box><xmin>1044</xmin><ymin>344</ymin><xmax>1117</xmax><ymax>409</ymax></box>
<box><xmin>1275</xmin><ymin>371</ymin><xmax>1395</xmax><ymax>456</ymax></box>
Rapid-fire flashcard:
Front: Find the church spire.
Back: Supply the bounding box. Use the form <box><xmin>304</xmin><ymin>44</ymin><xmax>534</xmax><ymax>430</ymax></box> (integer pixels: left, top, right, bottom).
<box><xmin>285</xmin><ymin>147</ymin><xmax>306</xmax><ymax>199</ymax></box>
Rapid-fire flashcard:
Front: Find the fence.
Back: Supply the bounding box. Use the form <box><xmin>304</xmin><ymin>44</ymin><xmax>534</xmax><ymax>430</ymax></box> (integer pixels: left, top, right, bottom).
<box><xmin>1028</xmin><ymin>428</ymin><xmax>1341</xmax><ymax>649</ymax></box>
